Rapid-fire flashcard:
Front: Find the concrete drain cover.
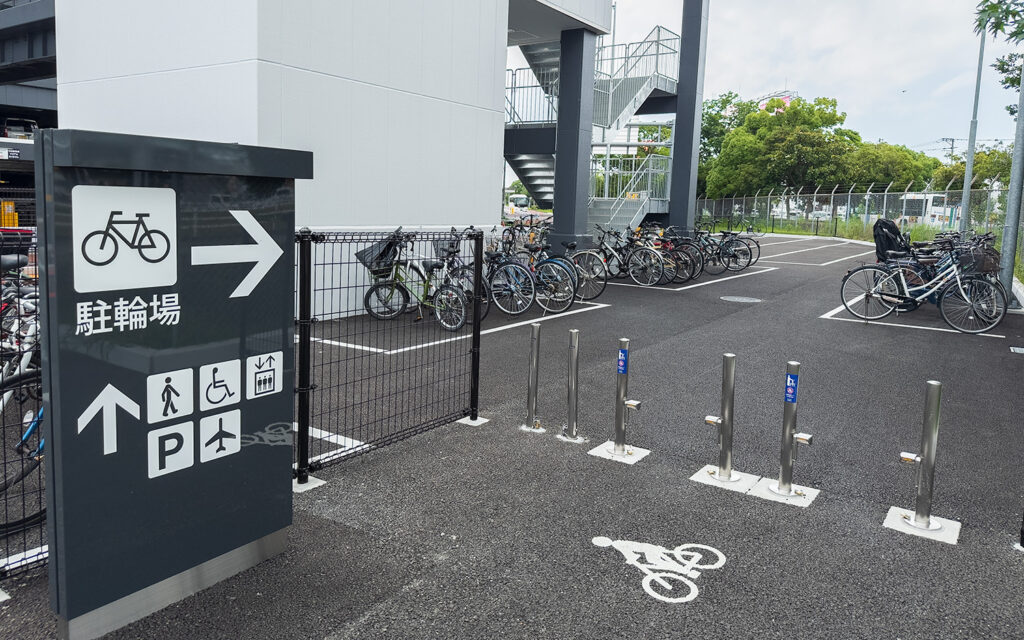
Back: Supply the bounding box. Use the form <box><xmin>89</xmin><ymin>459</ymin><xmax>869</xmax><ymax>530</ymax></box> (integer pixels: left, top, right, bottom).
<box><xmin>720</xmin><ymin>296</ymin><xmax>762</xmax><ymax>303</ymax></box>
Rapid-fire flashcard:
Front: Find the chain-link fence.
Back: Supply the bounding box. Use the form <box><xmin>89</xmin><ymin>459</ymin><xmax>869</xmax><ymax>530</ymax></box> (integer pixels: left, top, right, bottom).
<box><xmin>697</xmin><ymin>186</ymin><xmax>1013</xmax><ymax>243</ymax></box>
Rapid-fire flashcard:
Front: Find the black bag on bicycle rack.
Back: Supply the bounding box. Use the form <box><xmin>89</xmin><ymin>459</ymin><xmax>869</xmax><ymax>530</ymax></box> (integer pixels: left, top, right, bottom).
<box><xmin>355</xmin><ymin>239</ymin><xmax>399</xmax><ymax>278</ymax></box>
<box><xmin>873</xmin><ymin>218</ymin><xmax>910</xmax><ymax>262</ymax></box>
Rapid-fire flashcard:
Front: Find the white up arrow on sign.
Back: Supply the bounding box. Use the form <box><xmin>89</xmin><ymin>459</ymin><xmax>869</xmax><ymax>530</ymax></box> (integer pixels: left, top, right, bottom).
<box><xmin>77</xmin><ymin>384</ymin><xmax>141</xmax><ymax>455</ymax></box>
<box><xmin>190</xmin><ymin>210</ymin><xmax>283</xmax><ymax>298</ymax></box>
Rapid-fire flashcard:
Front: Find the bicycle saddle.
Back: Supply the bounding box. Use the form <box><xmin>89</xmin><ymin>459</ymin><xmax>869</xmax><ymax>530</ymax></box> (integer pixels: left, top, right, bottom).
<box><xmin>484</xmin><ymin>251</ymin><xmax>502</xmax><ymax>261</ymax></box>
<box><xmin>422</xmin><ymin>260</ymin><xmax>443</xmax><ymax>272</ymax></box>
<box><xmin>1</xmin><ymin>254</ymin><xmax>28</xmax><ymax>271</ymax></box>
<box><xmin>561</xmin><ymin>241</ymin><xmax>577</xmax><ymax>250</ymax></box>
<box><xmin>19</xmin><ymin>286</ymin><xmax>38</xmax><ymax>296</ymax></box>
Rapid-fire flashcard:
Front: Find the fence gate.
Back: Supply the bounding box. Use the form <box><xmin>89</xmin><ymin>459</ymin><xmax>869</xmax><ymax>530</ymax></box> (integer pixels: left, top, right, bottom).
<box><xmin>293</xmin><ymin>229</ymin><xmax>483</xmax><ymax>476</ymax></box>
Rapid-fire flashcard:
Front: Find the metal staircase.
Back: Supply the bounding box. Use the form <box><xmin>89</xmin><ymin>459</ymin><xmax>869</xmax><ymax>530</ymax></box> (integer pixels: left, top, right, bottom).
<box><xmin>505</xmin><ymin>26</ymin><xmax>679</xmax><ymax>224</ymax></box>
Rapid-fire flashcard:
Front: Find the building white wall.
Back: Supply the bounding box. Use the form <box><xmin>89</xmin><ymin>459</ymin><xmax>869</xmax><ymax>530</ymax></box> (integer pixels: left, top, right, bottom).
<box><xmin>55</xmin><ymin>0</ymin><xmax>509</xmax><ymax>230</ymax></box>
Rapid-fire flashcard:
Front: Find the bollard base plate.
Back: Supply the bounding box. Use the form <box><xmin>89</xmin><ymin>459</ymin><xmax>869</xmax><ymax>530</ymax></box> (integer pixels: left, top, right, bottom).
<box><xmin>457</xmin><ymin>416</ymin><xmax>490</xmax><ymax>426</ymax></box>
<box><xmin>292</xmin><ymin>475</ymin><xmax>327</xmax><ymax>494</ymax></box>
<box><xmin>1014</xmin><ymin>543</ymin><xmax>1024</xmax><ymax>554</ymax></box>
<box><xmin>883</xmin><ymin>506</ymin><xmax>961</xmax><ymax>545</ymax></box>
<box><xmin>556</xmin><ymin>429</ymin><xmax>588</xmax><ymax>444</ymax></box>
<box><xmin>748</xmin><ymin>477</ymin><xmax>820</xmax><ymax>507</ymax></box>
<box><xmin>689</xmin><ymin>465</ymin><xmax>761</xmax><ymax>494</ymax></box>
<box><xmin>519</xmin><ymin>424</ymin><xmax>547</xmax><ymax>434</ymax></box>
<box><xmin>587</xmin><ymin>441</ymin><xmax>650</xmax><ymax>465</ymax></box>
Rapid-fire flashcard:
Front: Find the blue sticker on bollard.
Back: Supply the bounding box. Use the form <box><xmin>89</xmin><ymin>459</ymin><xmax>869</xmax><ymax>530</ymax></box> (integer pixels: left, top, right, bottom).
<box><xmin>617</xmin><ymin>349</ymin><xmax>628</xmax><ymax>374</ymax></box>
<box><xmin>784</xmin><ymin>373</ymin><xmax>798</xmax><ymax>403</ymax></box>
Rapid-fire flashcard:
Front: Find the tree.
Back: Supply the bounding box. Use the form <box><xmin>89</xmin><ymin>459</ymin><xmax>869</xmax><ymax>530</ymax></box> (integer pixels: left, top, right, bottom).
<box><xmin>508</xmin><ymin>179</ymin><xmax>528</xmax><ymax>196</ymax></box>
<box><xmin>976</xmin><ymin>1</ymin><xmax>1024</xmax><ymax>43</ymax></box>
<box><xmin>993</xmin><ymin>52</ymin><xmax>1022</xmax><ymax>117</ymax></box>
<box><xmin>844</xmin><ymin>143</ymin><xmax>940</xmax><ymax>190</ymax></box>
<box><xmin>927</xmin><ymin>145</ymin><xmax>1012</xmax><ymax>190</ymax></box>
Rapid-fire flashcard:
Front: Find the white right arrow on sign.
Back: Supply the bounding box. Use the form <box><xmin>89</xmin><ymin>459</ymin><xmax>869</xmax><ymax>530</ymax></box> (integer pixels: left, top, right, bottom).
<box><xmin>77</xmin><ymin>384</ymin><xmax>141</xmax><ymax>455</ymax></box>
<box><xmin>190</xmin><ymin>210</ymin><xmax>283</xmax><ymax>298</ymax></box>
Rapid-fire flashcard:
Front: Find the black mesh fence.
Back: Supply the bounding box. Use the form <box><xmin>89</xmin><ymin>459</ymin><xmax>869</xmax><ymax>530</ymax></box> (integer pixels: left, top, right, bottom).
<box><xmin>0</xmin><ymin>239</ymin><xmax>46</xmax><ymax>578</ymax></box>
<box><xmin>294</xmin><ymin>229</ymin><xmax>482</xmax><ymax>473</ymax></box>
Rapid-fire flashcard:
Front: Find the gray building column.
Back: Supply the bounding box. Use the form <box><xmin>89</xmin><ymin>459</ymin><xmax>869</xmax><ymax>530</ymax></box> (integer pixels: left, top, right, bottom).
<box><xmin>668</xmin><ymin>0</ymin><xmax>710</xmax><ymax>231</ymax></box>
<box><xmin>551</xmin><ymin>28</ymin><xmax>596</xmax><ymax>247</ymax></box>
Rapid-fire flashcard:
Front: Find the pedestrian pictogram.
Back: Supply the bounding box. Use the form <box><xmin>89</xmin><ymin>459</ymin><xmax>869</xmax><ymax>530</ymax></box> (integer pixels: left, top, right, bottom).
<box><xmin>71</xmin><ymin>185</ymin><xmax>177</xmax><ymax>293</ymax></box>
<box><xmin>246</xmin><ymin>352</ymin><xmax>283</xmax><ymax>399</ymax></box>
<box><xmin>199</xmin><ymin>360</ymin><xmax>240</xmax><ymax>411</ymax></box>
<box><xmin>147</xmin><ymin>369</ymin><xmax>194</xmax><ymax>424</ymax></box>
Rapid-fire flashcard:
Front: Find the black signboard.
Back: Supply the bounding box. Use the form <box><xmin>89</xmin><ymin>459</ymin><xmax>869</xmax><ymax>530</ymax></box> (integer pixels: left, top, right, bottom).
<box><xmin>35</xmin><ymin>130</ymin><xmax>312</xmax><ymax>638</ymax></box>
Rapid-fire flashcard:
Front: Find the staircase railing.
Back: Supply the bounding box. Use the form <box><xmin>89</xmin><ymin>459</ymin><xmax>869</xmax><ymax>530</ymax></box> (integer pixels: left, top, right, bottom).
<box><xmin>505</xmin><ymin>67</ymin><xmax>558</xmax><ymax>126</ymax></box>
<box><xmin>595</xmin><ymin>26</ymin><xmax>680</xmax><ymax>128</ymax></box>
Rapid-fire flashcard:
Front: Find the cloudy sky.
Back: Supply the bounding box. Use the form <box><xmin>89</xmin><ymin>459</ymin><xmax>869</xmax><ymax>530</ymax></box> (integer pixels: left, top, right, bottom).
<box><xmin>510</xmin><ymin>0</ymin><xmax>1021</xmax><ymax>160</ymax></box>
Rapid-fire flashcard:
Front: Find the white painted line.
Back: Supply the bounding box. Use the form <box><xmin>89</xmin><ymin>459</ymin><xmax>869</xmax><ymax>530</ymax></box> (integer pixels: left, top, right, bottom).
<box><xmin>1011</xmin><ymin>346</ymin><xmax>1024</xmax><ymax>354</ymax></box>
<box><xmin>587</xmin><ymin>440</ymin><xmax>651</xmax><ymax>464</ymax></box>
<box><xmin>0</xmin><ymin>546</ymin><xmax>48</xmax><ymax>573</ymax></box>
<box><xmin>312</xmin><ymin>302</ymin><xmax>611</xmax><ymax>356</ymax></box>
<box><xmin>820</xmin><ymin>298</ymin><xmax>855</xmax><ymax>319</ymax></box>
<box><xmin>748</xmin><ymin>477</ymin><xmax>820</xmax><ymax>507</ymax></box>
<box><xmin>883</xmin><ymin>506</ymin><xmax>961</xmax><ymax>545</ymax></box>
<box><xmin>816</xmin><ymin>250</ymin><xmax>876</xmax><ymax>266</ymax></box>
<box><xmin>758</xmin><ymin>260</ymin><xmax>826</xmax><ymax>266</ymax></box>
<box><xmin>311</xmin><ymin>338</ymin><xmax>387</xmax><ymax>354</ymax></box>
<box><xmin>824</xmin><ymin>315</ymin><xmax>1006</xmax><ymax>339</ymax></box>
<box><xmin>673</xmin><ymin>267</ymin><xmax>778</xmax><ymax>291</ymax></box>
<box><xmin>758</xmin><ymin>242</ymin><xmax>850</xmax><ymax>260</ymax></box>
<box><xmin>0</xmin><ymin>587</ymin><xmax>9</xmax><ymax>603</ymax></box>
<box><xmin>757</xmin><ymin>238</ymin><xmax>815</xmax><ymax>247</ymax></box>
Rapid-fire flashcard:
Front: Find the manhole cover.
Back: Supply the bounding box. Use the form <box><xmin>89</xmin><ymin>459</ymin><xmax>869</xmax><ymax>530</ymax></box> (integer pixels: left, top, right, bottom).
<box><xmin>720</xmin><ymin>296</ymin><xmax>762</xmax><ymax>303</ymax></box>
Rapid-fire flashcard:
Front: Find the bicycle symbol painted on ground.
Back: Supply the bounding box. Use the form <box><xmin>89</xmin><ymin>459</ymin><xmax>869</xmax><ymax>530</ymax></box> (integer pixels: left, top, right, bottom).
<box><xmin>592</xmin><ymin>536</ymin><xmax>726</xmax><ymax>603</ymax></box>
<box><xmin>81</xmin><ymin>210</ymin><xmax>172</xmax><ymax>266</ymax></box>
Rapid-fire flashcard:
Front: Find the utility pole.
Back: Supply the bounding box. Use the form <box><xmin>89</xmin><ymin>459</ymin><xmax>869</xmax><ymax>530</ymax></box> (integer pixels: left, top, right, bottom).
<box><xmin>961</xmin><ymin>32</ymin><xmax>986</xmax><ymax>232</ymax></box>
<box><xmin>999</xmin><ymin>60</ymin><xmax>1024</xmax><ymax>305</ymax></box>
<box><xmin>940</xmin><ymin>137</ymin><xmax>957</xmax><ymax>161</ymax></box>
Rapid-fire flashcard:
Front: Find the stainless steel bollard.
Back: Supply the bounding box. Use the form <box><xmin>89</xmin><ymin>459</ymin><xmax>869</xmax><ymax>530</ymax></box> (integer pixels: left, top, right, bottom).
<box><xmin>610</xmin><ymin>338</ymin><xmax>641</xmax><ymax>455</ymax></box>
<box><xmin>771</xmin><ymin>361</ymin><xmax>813</xmax><ymax>496</ymax></box>
<box><xmin>704</xmin><ymin>353</ymin><xmax>737</xmax><ymax>481</ymax></box>
<box><xmin>898</xmin><ymin>380</ymin><xmax>943</xmax><ymax>529</ymax></box>
<box><xmin>560</xmin><ymin>329</ymin><xmax>586</xmax><ymax>443</ymax></box>
<box><xmin>520</xmin><ymin>323</ymin><xmax>544</xmax><ymax>432</ymax></box>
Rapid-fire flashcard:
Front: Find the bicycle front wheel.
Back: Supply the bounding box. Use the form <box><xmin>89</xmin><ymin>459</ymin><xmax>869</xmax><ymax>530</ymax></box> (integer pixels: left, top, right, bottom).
<box><xmin>722</xmin><ymin>239</ymin><xmax>752</xmax><ymax>272</ymax></box>
<box><xmin>571</xmin><ymin>251</ymin><xmax>608</xmax><ymax>300</ymax></box>
<box><xmin>627</xmin><ymin>248</ymin><xmax>664</xmax><ymax>286</ymax></box>
<box><xmin>840</xmin><ymin>266</ymin><xmax>897</xmax><ymax>320</ymax></box>
<box><xmin>489</xmin><ymin>262</ymin><xmax>535</xmax><ymax>316</ymax></box>
<box><xmin>938</xmin><ymin>277</ymin><xmax>1006</xmax><ymax>334</ymax></box>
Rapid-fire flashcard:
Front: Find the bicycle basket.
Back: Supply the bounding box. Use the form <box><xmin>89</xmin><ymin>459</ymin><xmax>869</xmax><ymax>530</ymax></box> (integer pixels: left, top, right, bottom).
<box><xmin>432</xmin><ymin>238</ymin><xmax>461</xmax><ymax>258</ymax></box>
<box><xmin>958</xmin><ymin>246</ymin><xmax>1000</xmax><ymax>275</ymax></box>
<box><xmin>355</xmin><ymin>239</ymin><xmax>399</xmax><ymax>278</ymax></box>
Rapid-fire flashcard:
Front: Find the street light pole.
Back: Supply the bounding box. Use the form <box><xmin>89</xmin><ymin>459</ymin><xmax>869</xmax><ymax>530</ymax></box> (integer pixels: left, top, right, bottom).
<box><xmin>999</xmin><ymin>59</ymin><xmax>1024</xmax><ymax>304</ymax></box>
<box><xmin>961</xmin><ymin>32</ymin><xmax>986</xmax><ymax>233</ymax></box>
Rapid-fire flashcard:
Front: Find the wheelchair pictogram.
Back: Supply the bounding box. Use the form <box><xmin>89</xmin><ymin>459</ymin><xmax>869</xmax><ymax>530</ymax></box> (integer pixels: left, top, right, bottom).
<box><xmin>592</xmin><ymin>536</ymin><xmax>726</xmax><ymax>603</ymax></box>
<box><xmin>205</xmin><ymin>367</ymin><xmax>236</xmax><ymax>406</ymax></box>
<box><xmin>81</xmin><ymin>211</ymin><xmax>172</xmax><ymax>266</ymax></box>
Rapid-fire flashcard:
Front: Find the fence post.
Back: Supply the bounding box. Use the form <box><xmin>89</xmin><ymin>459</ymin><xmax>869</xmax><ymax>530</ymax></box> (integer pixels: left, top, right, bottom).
<box><xmin>295</xmin><ymin>227</ymin><xmax>313</xmax><ymax>484</ymax></box>
<box><xmin>470</xmin><ymin>231</ymin><xmax>483</xmax><ymax>420</ymax></box>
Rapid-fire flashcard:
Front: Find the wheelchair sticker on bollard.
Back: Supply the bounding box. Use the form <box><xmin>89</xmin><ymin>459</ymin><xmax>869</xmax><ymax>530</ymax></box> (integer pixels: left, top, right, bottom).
<box><xmin>593</xmin><ymin>536</ymin><xmax>726</xmax><ymax>603</ymax></box>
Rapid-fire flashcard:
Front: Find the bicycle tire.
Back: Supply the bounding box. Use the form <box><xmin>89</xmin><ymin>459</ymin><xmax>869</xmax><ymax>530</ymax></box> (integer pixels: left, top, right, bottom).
<box><xmin>669</xmin><ymin>249</ymin><xmax>695</xmax><ymax>283</ymax></box>
<box><xmin>722</xmin><ymin>239</ymin><xmax>752</xmax><ymax>272</ymax></box>
<box><xmin>627</xmin><ymin>248</ymin><xmax>664</xmax><ymax>286</ymax></box>
<box><xmin>676</xmin><ymin>242</ymin><xmax>704</xmax><ymax>279</ymax></box>
<box><xmin>363</xmin><ymin>282</ymin><xmax>409</xmax><ymax>319</ymax></box>
<box><xmin>703</xmin><ymin>248</ymin><xmax>728</xmax><ymax>275</ymax></box>
<box><xmin>938</xmin><ymin>277</ymin><xmax>1006</xmax><ymax>334</ymax></box>
<box><xmin>0</xmin><ymin>507</ymin><xmax>45</xmax><ymax>537</ymax></box>
<box><xmin>570</xmin><ymin>251</ymin><xmax>608</xmax><ymax>301</ymax></box>
<box><xmin>840</xmin><ymin>266</ymin><xmax>897</xmax><ymax>320</ymax></box>
<box><xmin>489</xmin><ymin>262</ymin><xmax>535</xmax><ymax>316</ymax></box>
<box><xmin>740</xmin><ymin>237</ymin><xmax>761</xmax><ymax>266</ymax></box>
<box><xmin>0</xmin><ymin>455</ymin><xmax>41</xmax><ymax>496</ymax></box>
<box><xmin>452</xmin><ymin>265</ymin><xmax>490</xmax><ymax>323</ymax></box>
<box><xmin>534</xmin><ymin>261</ymin><xmax>575</xmax><ymax>313</ymax></box>
<box><xmin>432</xmin><ymin>284</ymin><xmax>468</xmax><ymax>332</ymax></box>
<box><xmin>657</xmin><ymin>252</ymin><xmax>679</xmax><ymax>285</ymax></box>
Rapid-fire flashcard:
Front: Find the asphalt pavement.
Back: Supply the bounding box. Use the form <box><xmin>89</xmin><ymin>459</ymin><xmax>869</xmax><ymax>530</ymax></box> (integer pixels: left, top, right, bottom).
<box><xmin>4</xmin><ymin>236</ymin><xmax>1024</xmax><ymax>639</ymax></box>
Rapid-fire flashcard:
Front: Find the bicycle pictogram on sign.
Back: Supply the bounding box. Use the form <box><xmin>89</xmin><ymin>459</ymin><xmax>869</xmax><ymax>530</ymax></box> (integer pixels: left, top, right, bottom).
<box><xmin>81</xmin><ymin>211</ymin><xmax>171</xmax><ymax>266</ymax></box>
